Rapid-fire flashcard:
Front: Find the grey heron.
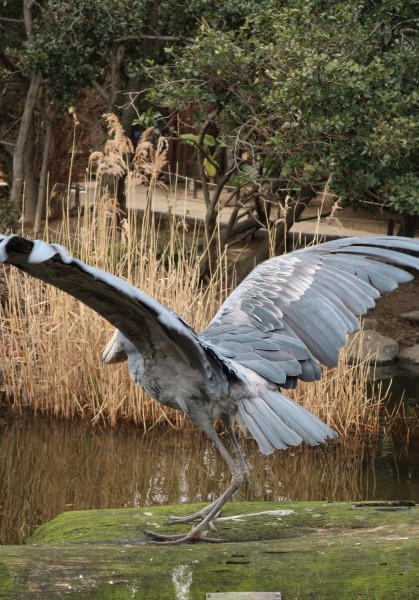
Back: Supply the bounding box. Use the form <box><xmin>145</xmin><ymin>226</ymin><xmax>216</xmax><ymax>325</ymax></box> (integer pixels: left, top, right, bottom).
<box><xmin>1</xmin><ymin>234</ymin><xmax>418</xmax><ymax>544</ymax></box>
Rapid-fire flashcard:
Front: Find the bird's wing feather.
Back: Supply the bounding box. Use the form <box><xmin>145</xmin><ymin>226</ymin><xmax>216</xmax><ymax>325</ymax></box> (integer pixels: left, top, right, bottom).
<box><xmin>200</xmin><ymin>236</ymin><xmax>419</xmax><ymax>386</ymax></box>
<box><xmin>0</xmin><ymin>235</ymin><xmax>228</xmax><ymax>395</ymax></box>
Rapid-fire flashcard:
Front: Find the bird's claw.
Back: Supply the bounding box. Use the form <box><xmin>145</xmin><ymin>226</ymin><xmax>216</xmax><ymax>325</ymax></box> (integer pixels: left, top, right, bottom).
<box><xmin>165</xmin><ymin>509</ymin><xmax>221</xmax><ymax>526</ymax></box>
<box><xmin>144</xmin><ymin>529</ymin><xmax>225</xmax><ymax>545</ymax></box>
<box><xmin>165</xmin><ymin>515</ymin><xmax>200</xmax><ymax>525</ymax></box>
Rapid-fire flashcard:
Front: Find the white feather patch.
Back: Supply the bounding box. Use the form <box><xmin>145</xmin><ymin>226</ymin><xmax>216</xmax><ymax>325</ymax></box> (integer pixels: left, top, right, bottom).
<box><xmin>28</xmin><ymin>240</ymin><xmax>59</xmax><ymax>263</ymax></box>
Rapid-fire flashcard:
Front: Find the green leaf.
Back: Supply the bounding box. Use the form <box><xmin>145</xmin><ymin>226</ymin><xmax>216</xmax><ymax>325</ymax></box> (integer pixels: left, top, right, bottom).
<box><xmin>204</xmin><ymin>157</ymin><xmax>218</xmax><ymax>177</ymax></box>
<box><xmin>203</xmin><ymin>134</ymin><xmax>216</xmax><ymax>147</ymax></box>
<box><xmin>179</xmin><ymin>133</ymin><xmax>199</xmax><ymax>146</ymax></box>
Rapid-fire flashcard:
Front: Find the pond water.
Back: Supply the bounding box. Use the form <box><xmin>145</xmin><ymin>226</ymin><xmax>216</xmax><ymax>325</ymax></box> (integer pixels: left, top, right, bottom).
<box><xmin>0</xmin><ymin>372</ymin><xmax>418</xmax><ymax>545</ymax></box>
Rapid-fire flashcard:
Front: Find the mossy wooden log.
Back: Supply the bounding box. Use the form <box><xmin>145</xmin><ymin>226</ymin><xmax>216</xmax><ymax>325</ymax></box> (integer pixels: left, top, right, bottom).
<box><xmin>0</xmin><ymin>501</ymin><xmax>418</xmax><ymax>599</ymax></box>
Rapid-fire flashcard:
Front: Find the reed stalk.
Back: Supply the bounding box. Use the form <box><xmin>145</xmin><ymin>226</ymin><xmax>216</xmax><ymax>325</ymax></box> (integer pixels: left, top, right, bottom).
<box><xmin>0</xmin><ymin>190</ymin><xmax>391</xmax><ymax>437</ymax></box>
<box><xmin>0</xmin><ymin>115</ymin><xmax>396</xmax><ymax>437</ymax></box>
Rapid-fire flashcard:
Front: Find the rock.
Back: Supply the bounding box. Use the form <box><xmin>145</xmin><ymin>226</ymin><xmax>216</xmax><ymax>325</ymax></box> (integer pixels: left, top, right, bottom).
<box><xmin>400</xmin><ymin>311</ymin><xmax>419</xmax><ymax>324</ymax></box>
<box><xmin>397</xmin><ymin>344</ymin><xmax>419</xmax><ymax>365</ymax></box>
<box><xmin>368</xmin><ymin>363</ymin><xmax>399</xmax><ymax>381</ymax></box>
<box><xmin>347</xmin><ymin>330</ymin><xmax>399</xmax><ymax>365</ymax></box>
<box><xmin>361</xmin><ymin>317</ymin><xmax>378</xmax><ymax>330</ymax></box>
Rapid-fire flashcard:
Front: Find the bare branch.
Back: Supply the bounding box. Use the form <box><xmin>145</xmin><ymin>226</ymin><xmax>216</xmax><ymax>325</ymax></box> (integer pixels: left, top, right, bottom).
<box><xmin>0</xmin><ymin>17</ymin><xmax>24</xmax><ymax>24</ymax></box>
<box><xmin>114</xmin><ymin>34</ymin><xmax>195</xmax><ymax>44</ymax></box>
<box><xmin>0</xmin><ymin>50</ymin><xmax>22</xmax><ymax>77</ymax></box>
<box><xmin>0</xmin><ymin>139</ymin><xmax>15</xmax><ymax>156</ymax></box>
<box><xmin>92</xmin><ymin>80</ymin><xmax>111</xmax><ymax>105</ymax></box>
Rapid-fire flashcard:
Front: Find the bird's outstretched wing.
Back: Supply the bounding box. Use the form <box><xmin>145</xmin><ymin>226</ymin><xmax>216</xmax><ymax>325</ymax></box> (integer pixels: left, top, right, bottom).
<box><xmin>200</xmin><ymin>236</ymin><xmax>419</xmax><ymax>388</ymax></box>
<box><xmin>0</xmin><ymin>235</ymin><xmax>228</xmax><ymax>395</ymax></box>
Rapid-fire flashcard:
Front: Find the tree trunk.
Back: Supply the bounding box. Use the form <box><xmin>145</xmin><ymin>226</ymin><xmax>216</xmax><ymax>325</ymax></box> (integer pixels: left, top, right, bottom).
<box><xmin>109</xmin><ymin>43</ymin><xmax>125</xmax><ymax>110</ymax></box>
<box><xmin>33</xmin><ymin>101</ymin><xmax>53</xmax><ymax>235</ymax></box>
<box><xmin>10</xmin><ymin>72</ymin><xmax>42</xmax><ymax>219</ymax></box>
<box><xmin>120</xmin><ymin>78</ymin><xmax>143</xmax><ymax>140</ymax></box>
<box><xmin>1</xmin><ymin>501</ymin><xmax>416</xmax><ymax>599</ymax></box>
<box><xmin>117</xmin><ymin>78</ymin><xmax>144</xmax><ymax>216</ymax></box>
<box><xmin>22</xmin><ymin>111</ymin><xmax>39</xmax><ymax>225</ymax></box>
<box><xmin>398</xmin><ymin>214</ymin><xmax>418</xmax><ymax>238</ymax></box>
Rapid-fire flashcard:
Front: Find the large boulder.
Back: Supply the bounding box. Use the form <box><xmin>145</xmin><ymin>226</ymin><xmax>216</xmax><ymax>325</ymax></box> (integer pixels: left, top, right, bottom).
<box><xmin>347</xmin><ymin>330</ymin><xmax>399</xmax><ymax>365</ymax></box>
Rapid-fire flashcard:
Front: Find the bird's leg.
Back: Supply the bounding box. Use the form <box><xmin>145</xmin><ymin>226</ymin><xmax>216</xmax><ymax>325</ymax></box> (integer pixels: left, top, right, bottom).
<box><xmin>144</xmin><ymin>419</ymin><xmax>247</xmax><ymax>545</ymax></box>
<box><xmin>165</xmin><ymin>417</ymin><xmax>249</xmax><ymax>526</ymax></box>
<box><xmin>225</xmin><ymin>418</ymin><xmax>250</xmax><ymax>482</ymax></box>
<box><xmin>144</xmin><ymin>470</ymin><xmax>244</xmax><ymax>544</ymax></box>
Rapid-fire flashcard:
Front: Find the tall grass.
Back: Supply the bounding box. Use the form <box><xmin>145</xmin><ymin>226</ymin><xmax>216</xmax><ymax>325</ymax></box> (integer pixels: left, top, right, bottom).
<box><xmin>0</xmin><ymin>191</ymin><xmax>393</xmax><ymax>437</ymax></box>
<box><xmin>1</xmin><ymin>195</ymin><xmax>220</xmax><ymax>427</ymax></box>
<box><xmin>0</xmin><ymin>116</ymin><xmax>397</xmax><ymax>437</ymax></box>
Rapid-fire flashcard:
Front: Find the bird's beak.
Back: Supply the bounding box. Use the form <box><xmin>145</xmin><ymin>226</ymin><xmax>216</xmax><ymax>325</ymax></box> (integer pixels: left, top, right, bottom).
<box><xmin>102</xmin><ymin>330</ymin><xmax>126</xmax><ymax>364</ymax></box>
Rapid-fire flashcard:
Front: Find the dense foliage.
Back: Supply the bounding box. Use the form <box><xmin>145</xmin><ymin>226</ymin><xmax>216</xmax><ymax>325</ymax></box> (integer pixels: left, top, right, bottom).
<box><xmin>0</xmin><ymin>0</ymin><xmax>418</xmax><ymax>235</ymax></box>
<box><xmin>152</xmin><ymin>0</ymin><xmax>419</xmax><ymax>216</ymax></box>
<box><xmin>23</xmin><ymin>0</ymin><xmax>265</xmax><ymax>103</ymax></box>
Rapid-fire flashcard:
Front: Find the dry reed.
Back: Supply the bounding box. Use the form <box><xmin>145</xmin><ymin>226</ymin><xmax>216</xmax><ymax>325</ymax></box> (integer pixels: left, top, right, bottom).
<box><xmin>0</xmin><ymin>115</ymin><xmax>396</xmax><ymax>438</ymax></box>
<box><xmin>0</xmin><ymin>193</ymin><xmax>392</xmax><ymax>437</ymax></box>
<box><xmin>0</xmin><ymin>196</ymin><xmax>218</xmax><ymax>428</ymax></box>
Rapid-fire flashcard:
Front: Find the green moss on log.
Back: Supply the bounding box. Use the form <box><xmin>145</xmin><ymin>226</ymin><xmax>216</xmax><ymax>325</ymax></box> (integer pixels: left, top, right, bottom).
<box><xmin>0</xmin><ymin>501</ymin><xmax>418</xmax><ymax>599</ymax></box>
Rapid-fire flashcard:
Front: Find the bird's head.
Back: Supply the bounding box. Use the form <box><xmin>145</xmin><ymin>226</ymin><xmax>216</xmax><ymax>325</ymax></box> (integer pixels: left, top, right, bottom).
<box><xmin>102</xmin><ymin>330</ymin><xmax>132</xmax><ymax>364</ymax></box>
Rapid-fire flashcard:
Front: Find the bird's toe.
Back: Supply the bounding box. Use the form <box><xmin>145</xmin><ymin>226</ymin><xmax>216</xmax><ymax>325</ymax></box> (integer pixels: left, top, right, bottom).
<box><xmin>166</xmin><ymin>508</ymin><xmax>221</xmax><ymax>526</ymax></box>
<box><xmin>144</xmin><ymin>528</ymin><xmax>225</xmax><ymax>545</ymax></box>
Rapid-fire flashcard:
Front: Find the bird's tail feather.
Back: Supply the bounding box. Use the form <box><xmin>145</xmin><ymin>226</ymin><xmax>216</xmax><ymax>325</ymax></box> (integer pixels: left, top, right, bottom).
<box><xmin>237</xmin><ymin>391</ymin><xmax>337</xmax><ymax>455</ymax></box>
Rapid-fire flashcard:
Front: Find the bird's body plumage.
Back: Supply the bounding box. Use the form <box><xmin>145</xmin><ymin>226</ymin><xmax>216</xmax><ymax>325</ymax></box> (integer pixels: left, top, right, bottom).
<box><xmin>1</xmin><ymin>233</ymin><xmax>418</xmax><ymax>543</ymax></box>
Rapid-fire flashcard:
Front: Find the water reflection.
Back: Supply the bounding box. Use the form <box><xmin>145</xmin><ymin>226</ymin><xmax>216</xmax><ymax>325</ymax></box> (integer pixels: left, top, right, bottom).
<box><xmin>371</xmin><ymin>365</ymin><xmax>419</xmax><ymax>403</ymax></box>
<box><xmin>0</xmin><ymin>412</ymin><xmax>417</xmax><ymax>545</ymax></box>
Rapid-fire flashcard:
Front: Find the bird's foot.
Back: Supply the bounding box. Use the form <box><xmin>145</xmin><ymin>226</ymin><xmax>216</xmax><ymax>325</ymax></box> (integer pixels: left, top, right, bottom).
<box><xmin>144</xmin><ymin>528</ymin><xmax>225</xmax><ymax>545</ymax></box>
<box><xmin>165</xmin><ymin>509</ymin><xmax>220</xmax><ymax>526</ymax></box>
